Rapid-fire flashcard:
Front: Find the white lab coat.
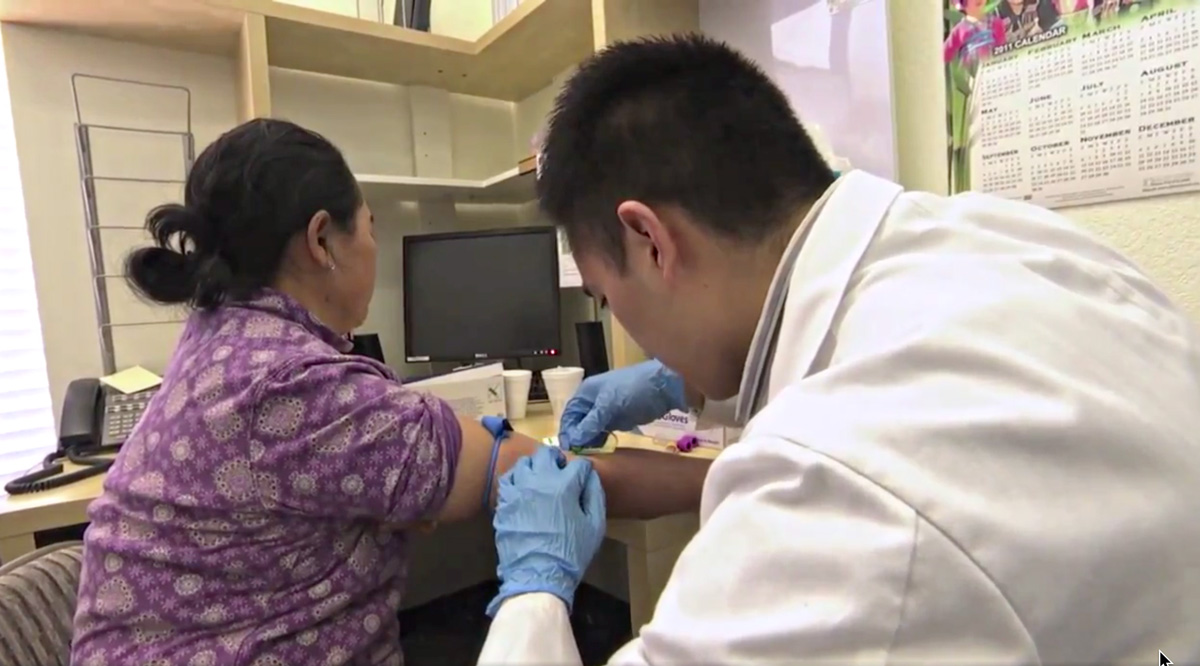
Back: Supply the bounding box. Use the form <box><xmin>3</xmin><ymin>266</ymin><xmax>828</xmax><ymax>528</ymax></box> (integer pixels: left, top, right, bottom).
<box><xmin>477</xmin><ymin>171</ymin><xmax>1200</xmax><ymax>665</ymax></box>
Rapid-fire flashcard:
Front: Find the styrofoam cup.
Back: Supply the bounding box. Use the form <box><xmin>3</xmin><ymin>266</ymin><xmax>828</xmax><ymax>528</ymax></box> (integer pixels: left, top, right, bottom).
<box><xmin>542</xmin><ymin>366</ymin><xmax>585</xmax><ymax>423</ymax></box>
<box><xmin>502</xmin><ymin>369</ymin><xmax>533</xmax><ymax>420</ymax></box>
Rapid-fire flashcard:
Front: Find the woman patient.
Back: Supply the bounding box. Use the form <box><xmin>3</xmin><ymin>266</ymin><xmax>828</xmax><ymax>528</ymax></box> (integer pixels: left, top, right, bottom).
<box><xmin>71</xmin><ymin>118</ymin><xmax>709</xmax><ymax>666</ymax></box>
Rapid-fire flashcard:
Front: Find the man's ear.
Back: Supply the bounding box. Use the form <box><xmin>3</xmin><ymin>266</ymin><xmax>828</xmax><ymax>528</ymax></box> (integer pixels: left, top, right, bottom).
<box><xmin>304</xmin><ymin>210</ymin><xmax>334</xmax><ymax>269</ymax></box>
<box><xmin>616</xmin><ymin>200</ymin><xmax>678</xmax><ymax>280</ymax></box>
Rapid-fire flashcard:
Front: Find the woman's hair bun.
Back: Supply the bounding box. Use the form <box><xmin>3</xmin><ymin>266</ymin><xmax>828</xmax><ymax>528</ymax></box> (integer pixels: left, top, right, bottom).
<box><xmin>125</xmin><ymin>118</ymin><xmax>363</xmax><ymax>311</ymax></box>
<box><xmin>124</xmin><ymin>204</ymin><xmax>234</xmax><ymax>309</ymax></box>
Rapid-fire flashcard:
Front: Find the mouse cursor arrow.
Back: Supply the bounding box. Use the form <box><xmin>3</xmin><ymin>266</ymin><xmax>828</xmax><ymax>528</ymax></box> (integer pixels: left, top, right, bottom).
<box><xmin>1160</xmin><ymin>651</ymin><xmax>1172</xmax><ymax>666</ymax></box>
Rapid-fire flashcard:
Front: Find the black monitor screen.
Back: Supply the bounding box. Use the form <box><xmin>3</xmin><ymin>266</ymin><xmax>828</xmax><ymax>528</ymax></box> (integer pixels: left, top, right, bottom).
<box><xmin>403</xmin><ymin>227</ymin><xmax>561</xmax><ymax>362</ymax></box>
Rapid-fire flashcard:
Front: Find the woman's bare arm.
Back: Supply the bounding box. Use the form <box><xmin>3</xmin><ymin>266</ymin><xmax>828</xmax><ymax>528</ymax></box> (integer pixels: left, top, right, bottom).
<box><xmin>434</xmin><ymin>417</ymin><xmax>710</xmax><ymax>523</ymax></box>
<box><xmin>434</xmin><ymin>417</ymin><xmax>544</xmax><ymax>522</ymax></box>
<box><xmin>589</xmin><ymin>449</ymin><xmax>711</xmax><ymax>520</ymax></box>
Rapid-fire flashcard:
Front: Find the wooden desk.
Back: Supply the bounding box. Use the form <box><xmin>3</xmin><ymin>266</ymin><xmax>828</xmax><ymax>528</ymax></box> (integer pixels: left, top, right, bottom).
<box><xmin>0</xmin><ymin>464</ymin><xmax>107</xmax><ymax>563</ymax></box>
<box><xmin>0</xmin><ymin>404</ymin><xmax>714</xmax><ymax>629</ymax></box>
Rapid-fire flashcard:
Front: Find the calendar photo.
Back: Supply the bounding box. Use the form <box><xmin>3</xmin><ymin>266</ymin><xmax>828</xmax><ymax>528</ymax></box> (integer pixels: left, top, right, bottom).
<box><xmin>944</xmin><ymin>0</ymin><xmax>1200</xmax><ymax>208</ymax></box>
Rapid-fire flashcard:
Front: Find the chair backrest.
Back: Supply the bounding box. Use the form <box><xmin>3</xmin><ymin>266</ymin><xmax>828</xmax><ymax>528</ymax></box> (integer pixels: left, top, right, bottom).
<box><xmin>0</xmin><ymin>541</ymin><xmax>84</xmax><ymax>666</ymax></box>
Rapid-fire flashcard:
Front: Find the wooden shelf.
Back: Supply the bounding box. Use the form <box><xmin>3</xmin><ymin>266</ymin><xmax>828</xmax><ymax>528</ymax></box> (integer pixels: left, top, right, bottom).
<box><xmin>357</xmin><ymin>167</ymin><xmax>535</xmax><ymax>204</ymax></box>
<box><xmin>263</xmin><ymin>0</ymin><xmax>593</xmax><ymax>100</ymax></box>
<box><xmin>0</xmin><ymin>0</ymin><xmax>593</xmax><ymax>101</ymax></box>
<box><xmin>0</xmin><ymin>0</ymin><xmax>247</xmax><ymax>54</ymax></box>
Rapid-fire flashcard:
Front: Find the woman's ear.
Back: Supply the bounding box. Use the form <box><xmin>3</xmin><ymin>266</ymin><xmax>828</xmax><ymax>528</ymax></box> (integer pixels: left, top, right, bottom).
<box><xmin>304</xmin><ymin>210</ymin><xmax>334</xmax><ymax>269</ymax></box>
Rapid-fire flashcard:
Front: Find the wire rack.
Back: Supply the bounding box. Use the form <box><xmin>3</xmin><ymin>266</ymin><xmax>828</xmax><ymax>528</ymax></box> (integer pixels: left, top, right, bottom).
<box><xmin>71</xmin><ymin>74</ymin><xmax>195</xmax><ymax>375</ymax></box>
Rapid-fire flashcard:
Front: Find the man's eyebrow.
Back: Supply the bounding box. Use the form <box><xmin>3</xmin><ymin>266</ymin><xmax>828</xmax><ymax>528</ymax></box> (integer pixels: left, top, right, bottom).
<box><xmin>581</xmin><ymin>286</ymin><xmax>594</xmax><ymax>299</ymax></box>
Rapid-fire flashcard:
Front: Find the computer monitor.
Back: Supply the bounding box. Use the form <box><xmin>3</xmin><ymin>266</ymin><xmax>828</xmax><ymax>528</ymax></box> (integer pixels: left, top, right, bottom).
<box><xmin>403</xmin><ymin>227</ymin><xmax>561</xmax><ymax>363</ymax></box>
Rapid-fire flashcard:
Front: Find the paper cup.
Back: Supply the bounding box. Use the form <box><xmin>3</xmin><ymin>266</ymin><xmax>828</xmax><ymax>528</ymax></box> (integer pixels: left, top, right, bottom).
<box><xmin>542</xmin><ymin>366</ymin><xmax>585</xmax><ymax>423</ymax></box>
<box><xmin>502</xmin><ymin>369</ymin><xmax>533</xmax><ymax>420</ymax></box>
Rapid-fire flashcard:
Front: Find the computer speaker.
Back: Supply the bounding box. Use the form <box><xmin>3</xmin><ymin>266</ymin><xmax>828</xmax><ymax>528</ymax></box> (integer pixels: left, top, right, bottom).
<box><xmin>350</xmin><ymin>333</ymin><xmax>386</xmax><ymax>364</ymax></box>
<box><xmin>575</xmin><ymin>321</ymin><xmax>609</xmax><ymax>378</ymax></box>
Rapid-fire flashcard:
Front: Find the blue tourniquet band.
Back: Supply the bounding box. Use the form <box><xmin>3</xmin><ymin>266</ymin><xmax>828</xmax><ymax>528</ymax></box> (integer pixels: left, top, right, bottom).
<box><xmin>480</xmin><ymin>416</ymin><xmax>512</xmax><ymax>511</ymax></box>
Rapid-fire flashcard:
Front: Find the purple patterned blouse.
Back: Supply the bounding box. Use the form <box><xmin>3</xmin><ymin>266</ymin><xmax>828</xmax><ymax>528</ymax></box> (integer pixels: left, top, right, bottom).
<box><xmin>71</xmin><ymin>290</ymin><xmax>463</xmax><ymax>666</ymax></box>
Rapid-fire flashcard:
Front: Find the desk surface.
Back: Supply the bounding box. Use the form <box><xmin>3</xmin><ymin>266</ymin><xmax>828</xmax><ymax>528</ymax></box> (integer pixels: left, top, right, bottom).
<box><xmin>0</xmin><ymin>403</ymin><xmax>716</xmax><ymax>541</ymax></box>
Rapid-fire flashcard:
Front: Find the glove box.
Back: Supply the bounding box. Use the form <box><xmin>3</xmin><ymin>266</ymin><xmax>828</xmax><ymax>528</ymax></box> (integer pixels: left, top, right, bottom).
<box><xmin>636</xmin><ymin>409</ymin><xmax>739</xmax><ymax>450</ymax></box>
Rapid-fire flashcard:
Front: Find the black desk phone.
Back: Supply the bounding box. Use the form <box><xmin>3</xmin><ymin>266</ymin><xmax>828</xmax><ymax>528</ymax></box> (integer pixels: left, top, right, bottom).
<box><xmin>3</xmin><ymin>377</ymin><xmax>159</xmax><ymax>495</ymax></box>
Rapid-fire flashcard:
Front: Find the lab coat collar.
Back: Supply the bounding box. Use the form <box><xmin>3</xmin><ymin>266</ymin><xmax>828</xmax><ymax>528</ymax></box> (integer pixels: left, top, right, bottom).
<box><xmin>732</xmin><ymin>170</ymin><xmax>904</xmax><ymax>425</ymax></box>
<box><xmin>727</xmin><ymin>176</ymin><xmax>841</xmax><ymax>425</ymax></box>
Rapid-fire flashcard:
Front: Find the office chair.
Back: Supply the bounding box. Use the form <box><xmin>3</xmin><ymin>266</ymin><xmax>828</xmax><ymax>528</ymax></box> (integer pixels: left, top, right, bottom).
<box><xmin>0</xmin><ymin>541</ymin><xmax>85</xmax><ymax>666</ymax></box>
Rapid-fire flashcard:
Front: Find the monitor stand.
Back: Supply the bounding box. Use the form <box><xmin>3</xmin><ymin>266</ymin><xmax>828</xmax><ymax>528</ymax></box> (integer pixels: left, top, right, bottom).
<box><xmin>450</xmin><ymin>361</ymin><xmax>493</xmax><ymax>372</ymax></box>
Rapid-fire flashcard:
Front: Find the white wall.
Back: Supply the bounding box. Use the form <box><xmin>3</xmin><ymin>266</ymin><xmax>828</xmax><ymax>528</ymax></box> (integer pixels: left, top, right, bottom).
<box><xmin>2</xmin><ymin>25</ymin><xmax>238</xmax><ymax>424</ymax></box>
<box><xmin>701</xmin><ymin>0</ymin><xmax>898</xmax><ymax>179</ymax></box>
<box><xmin>699</xmin><ymin>0</ymin><xmax>1198</xmax><ymax>320</ymax></box>
<box><xmin>890</xmin><ymin>1</ymin><xmax>1200</xmax><ymax>320</ymax></box>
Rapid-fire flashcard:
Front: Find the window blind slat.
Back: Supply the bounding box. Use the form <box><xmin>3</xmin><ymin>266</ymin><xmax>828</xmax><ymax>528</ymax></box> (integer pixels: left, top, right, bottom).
<box><xmin>0</xmin><ymin>392</ymin><xmax>53</xmax><ymax>415</ymax></box>
<box><xmin>0</xmin><ymin>357</ymin><xmax>51</xmax><ymax>377</ymax></box>
<box><xmin>0</xmin><ymin>415</ymin><xmax>54</xmax><ymax>440</ymax></box>
<box><xmin>0</xmin><ymin>29</ymin><xmax>55</xmax><ymax>480</ymax></box>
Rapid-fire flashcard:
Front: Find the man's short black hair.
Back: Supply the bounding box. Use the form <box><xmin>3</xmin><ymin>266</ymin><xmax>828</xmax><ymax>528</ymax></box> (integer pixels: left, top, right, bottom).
<box><xmin>536</xmin><ymin>33</ymin><xmax>835</xmax><ymax>269</ymax></box>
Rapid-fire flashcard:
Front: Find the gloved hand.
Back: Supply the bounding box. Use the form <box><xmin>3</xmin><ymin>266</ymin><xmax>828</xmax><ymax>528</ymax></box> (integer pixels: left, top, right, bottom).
<box><xmin>558</xmin><ymin>360</ymin><xmax>688</xmax><ymax>450</ymax></box>
<box><xmin>486</xmin><ymin>447</ymin><xmax>606</xmax><ymax>617</ymax></box>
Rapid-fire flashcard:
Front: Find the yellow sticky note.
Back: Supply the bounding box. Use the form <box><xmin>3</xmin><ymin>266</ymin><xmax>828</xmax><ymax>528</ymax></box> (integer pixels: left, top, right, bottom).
<box><xmin>99</xmin><ymin>366</ymin><xmax>163</xmax><ymax>395</ymax></box>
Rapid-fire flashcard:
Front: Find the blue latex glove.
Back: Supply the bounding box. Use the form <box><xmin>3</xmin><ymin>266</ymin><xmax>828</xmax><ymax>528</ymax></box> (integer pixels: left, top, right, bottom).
<box><xmin>558</xmin><ymin>360</ymin><xmax>688</xmax><ymax>450</ymax></box>
<box><xmin>486</xmin><ymin>447</ymin><xmax>606</xmax><ymax>617</ymax></box>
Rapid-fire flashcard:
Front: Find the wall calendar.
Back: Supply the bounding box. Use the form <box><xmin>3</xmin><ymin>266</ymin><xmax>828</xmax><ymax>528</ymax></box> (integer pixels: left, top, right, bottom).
<box><xmin>944</xmin><ymin>0</ymin><xmax>1200</xmax><ymax>208</ymax></box>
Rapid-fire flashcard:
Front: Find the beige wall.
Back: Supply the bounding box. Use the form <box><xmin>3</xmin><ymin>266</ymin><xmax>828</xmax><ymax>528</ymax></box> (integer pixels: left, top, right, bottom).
<box><xmin>268</xmin><ymin>67</ymin><xmax>531</xmax><ymax>379</ymax></box>
<box><xmin>278</xmin><ymin>0</ymin><xmax>506</xmax><ymax>39</ymax></box>
<box><xmin>1</xmin><ymin>23</ymin><xmax>590</xmax><ymax>428</ymax></box>
<box><xmin>3</xmin><ymin>25</ymin><xmax>236</xmax><ymax>424</ymax></box>
<box><xmin>277</xmin><ymin>0</ymin><xmax>397</xmax><ymax>23</ymax></box>
<box><xmin>890</xmin><ymin>1</ymin><xmax>1200</xmax><ymax>320</ymax></box>
<box><xmin>430</xmin><ymin>0</ymin><xmax>494</xmax><ymax>40</ymax></box>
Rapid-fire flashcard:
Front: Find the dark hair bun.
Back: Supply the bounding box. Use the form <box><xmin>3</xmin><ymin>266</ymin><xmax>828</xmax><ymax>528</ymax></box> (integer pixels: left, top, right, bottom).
<box><xmin>124</xmin><ymin>204</ymin><xmax>234</xmax><ymax>309</ymax></box>
<box><xmin>125</xmin><ymin>118</ymin><xmax>361</xmax><ymax>311</ymax></box>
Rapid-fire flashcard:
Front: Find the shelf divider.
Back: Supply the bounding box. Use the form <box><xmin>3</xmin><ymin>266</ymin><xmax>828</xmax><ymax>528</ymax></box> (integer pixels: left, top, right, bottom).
<box><xmin>356</xmin><ymin>168</ymin><xmax>534</xmax><ymax>205</ymax></box>
<box><xmin>236</xmin><ymin>13</ymin><xmax>271</xmax><ymax>122</ymax></box>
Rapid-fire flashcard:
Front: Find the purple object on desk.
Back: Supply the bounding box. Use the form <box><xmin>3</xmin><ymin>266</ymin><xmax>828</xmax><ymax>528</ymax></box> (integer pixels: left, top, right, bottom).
<box><xmin>676</xmin><ymin>434</ymin><xmax>700</xmax><ymax>453</ymax></box>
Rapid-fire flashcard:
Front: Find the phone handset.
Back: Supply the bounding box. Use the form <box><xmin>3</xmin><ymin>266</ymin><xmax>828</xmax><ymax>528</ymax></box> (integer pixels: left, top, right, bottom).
<box><xmin>4</xmin><ymin>378</ymin><xmax>132</xmax><ymax>495</ymax></box>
